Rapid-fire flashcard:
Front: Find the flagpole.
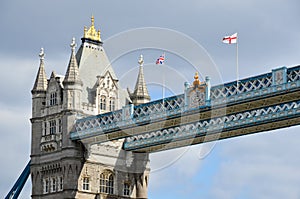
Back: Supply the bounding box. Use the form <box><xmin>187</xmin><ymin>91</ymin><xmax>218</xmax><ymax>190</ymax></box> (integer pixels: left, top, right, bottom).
<box><xmin>223</xmin><ymin>32</ymin><xmax>239</xmax><ymax>89</ymax></box>
<box><xmin>162</xmin><ymin>52</ymin><xmax>165</xmax><ymax>103</ymax></box>
<box><xmin>236</xmin><ymin>41</ymin><xmax>239</xmax><ymax>89</ymax></box>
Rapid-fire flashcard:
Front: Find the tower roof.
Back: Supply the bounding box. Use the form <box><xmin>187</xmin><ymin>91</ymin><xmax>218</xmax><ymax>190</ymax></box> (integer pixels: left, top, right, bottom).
<box><xmin>63</xmin><ymin>38</ymin><xmax>82</xmax><ymax>85</ymax></box>
<box><xmin>76</xmin><ymin>17</ymin><xmax>119</xmax><ymax>103</ymax></box>
<box><xmin>32</xmin><ymin>48</ymin><xmax>48</xmax><ymax>93</ymax></box>
<box><xmin>130</xmin><ymin>55</ymin><xmax>151</xmax><ymax>104</ymax></box>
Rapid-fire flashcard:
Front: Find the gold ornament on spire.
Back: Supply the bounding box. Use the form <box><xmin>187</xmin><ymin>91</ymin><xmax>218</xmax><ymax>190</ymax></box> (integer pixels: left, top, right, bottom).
<box><xmin>193</xmin><ymin>72</ymin><xmax>201</xmax><ymax>87</ymax></box>
<box><xmin>83</xmin><ymin>15</ymin><xmax>101</xmax><ymax>42</ymax></box>
<box><xmin>91</xmin><ymin>15</ymin><xmax>95</xmax><ymax>26</ymax></box>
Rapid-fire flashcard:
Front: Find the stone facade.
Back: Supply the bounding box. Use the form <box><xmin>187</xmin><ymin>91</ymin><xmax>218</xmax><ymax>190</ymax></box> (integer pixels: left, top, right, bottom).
<box><xmin>30</xmin><ymin>17</ymin><xmax>150</xmax><ymax>199</ymax></box>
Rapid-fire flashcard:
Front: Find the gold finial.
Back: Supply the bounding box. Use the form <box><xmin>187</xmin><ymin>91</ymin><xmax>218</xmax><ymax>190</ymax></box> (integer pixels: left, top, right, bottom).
<box><xmin>91</xmin><ymin>15</ymin><xmax>95</xmax><ymax>26</ymax></box>
<box><xmin>83</xmin><ymin>16</ymin><xmax>101</xmax><ymax>42</ymax></box>
<box><xmin>84</xmin><ymin>26</ymin><xmax>87</xmax><ymax>37</ymax></box>
<box><xmin>97</xmin><ymin>30</ymin><xmax>101</xmax><ymax>40</ymax></box>
<box><xmin>193</xmin><ymin>72</ymin><xmax>201</xmax><ymax>86</ymax></box>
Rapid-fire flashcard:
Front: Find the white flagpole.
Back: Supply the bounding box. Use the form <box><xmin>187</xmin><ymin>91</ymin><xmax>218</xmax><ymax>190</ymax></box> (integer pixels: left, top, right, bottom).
<box><xmin>236</xmin><ymin>40</ymin><xmax>239</xmax><ymax>89</ymax></box>
<box><xmin>162</xmin><ymin>52</ymin><xmax>165</xmax><ymax>103</ymax></box>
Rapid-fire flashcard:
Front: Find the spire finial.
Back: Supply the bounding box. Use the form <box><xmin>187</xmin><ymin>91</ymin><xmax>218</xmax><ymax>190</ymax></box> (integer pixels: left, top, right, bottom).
<box><xmin>193</xmin><ymin>72</ymin><xmax>201</xmax><ymax>86</ymax></box>
<box><xmin>70</xmin><ymin>37</ymin><xmax>76</xmax><ymax>52</ymax></box>
<box><xmin>138</xmin><ymin>54</ymin><xmax>144</xmax><ymax>66</ymax></box>
<box><xmin>91</xmin><ymin>15</ymin><xmax>95</xmax><ymax>27</ymax></box>
<box><xmin>39</xmin><ymin>48</ymin><xmax>45</xmax><ymax>60</ymax></box>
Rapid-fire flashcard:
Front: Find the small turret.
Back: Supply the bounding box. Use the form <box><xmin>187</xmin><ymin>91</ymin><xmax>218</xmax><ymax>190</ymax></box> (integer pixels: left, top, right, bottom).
<box><xmin>31</xmin><ymin>48</ymin><xmax>48</xmax><ymax>118</ymax></box>
<box><xmin>32</xmin><ymin>48</ymin><xmax>48</xmax><ymax>93</ymax></box>
<box><xmin>129</xmin><ymin>55</ymin><xmax>151</xmax><ymax>105</ymax></box>
<box><xmin>63</xmin><ymin>38</ymin><xmax>83</xmax><ymax>111</ymax></box>
<box><xmin>63</xmin><ymin>38</ymin><xmax>82</xmax><ymax>85</ymax></box>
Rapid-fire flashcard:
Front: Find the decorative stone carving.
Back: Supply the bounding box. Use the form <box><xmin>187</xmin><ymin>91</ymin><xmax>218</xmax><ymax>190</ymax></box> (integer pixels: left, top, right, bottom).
<box><xmin>189</xmin><ymin>88</ymin><xmax>206</xmax><ymax>108</ymax></box>
<box><xmin>185</xmin><ymin>72</ymin><xmax>208</xmax><ymax>109</ymax></box>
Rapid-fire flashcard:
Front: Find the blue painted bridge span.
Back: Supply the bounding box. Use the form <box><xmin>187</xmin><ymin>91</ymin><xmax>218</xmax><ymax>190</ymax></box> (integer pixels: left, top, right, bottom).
<box><xmin>71</xmin><ymin>65</ymin><xmax>300</xmax><ymax>152</ymax></box>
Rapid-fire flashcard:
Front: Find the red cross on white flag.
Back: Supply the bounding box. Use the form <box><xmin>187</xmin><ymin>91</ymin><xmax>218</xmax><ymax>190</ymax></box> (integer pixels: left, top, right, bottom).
<box><xmin>222</xmin><ymin>33</ymin><xmax>238</xmax><ymax>44</ymax></box>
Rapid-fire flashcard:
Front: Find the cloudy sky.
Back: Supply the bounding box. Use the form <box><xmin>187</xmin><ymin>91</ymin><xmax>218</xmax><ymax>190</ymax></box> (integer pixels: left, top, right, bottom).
<box><xmin>1</xmin><ymin>0</ymin><xmax>300</xmax><ymax>198</ymax></box>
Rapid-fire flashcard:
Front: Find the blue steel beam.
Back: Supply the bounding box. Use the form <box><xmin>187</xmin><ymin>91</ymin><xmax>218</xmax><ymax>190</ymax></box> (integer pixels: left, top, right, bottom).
<box><xmin>5</xmin><ymin>160</ymin><xmax>31</xmax><ymax>199</ymax></box>
<box><xmin>124</xmin><ymin>100</ymin><xmax>300</xmax><ymax>152</ymax></box>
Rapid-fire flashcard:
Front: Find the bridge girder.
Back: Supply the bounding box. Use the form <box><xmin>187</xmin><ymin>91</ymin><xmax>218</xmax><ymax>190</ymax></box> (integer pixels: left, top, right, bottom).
<box><xmin>71</xmin><ymin>66</ymin><xmax>300</xmax><ymax>153</ymax></box>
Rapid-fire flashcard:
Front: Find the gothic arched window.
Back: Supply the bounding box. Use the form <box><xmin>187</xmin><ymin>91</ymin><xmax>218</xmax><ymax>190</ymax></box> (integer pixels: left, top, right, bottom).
<box><xmin>107</xmin><ymin>174</ymin><xmax>114</xmax><ymax>194</ymax></box>
<box><xmin>99</xmin><ymin>173</ymin><xmax>105</xmax><ymax>193</ymax></box>
<box><xmin>99</xmin><ymin>172</ymin><xmax>114</xmax><ymax>194</ymax></box>
<box><xmin>100</xmin><ymin>96</ymin><xmax>106</xmax><ymax>110</ymax></box>
<box><xmin>109</xmin><ymin>97</ymin><xmax>115</xmax><ymax>111</ymax></box>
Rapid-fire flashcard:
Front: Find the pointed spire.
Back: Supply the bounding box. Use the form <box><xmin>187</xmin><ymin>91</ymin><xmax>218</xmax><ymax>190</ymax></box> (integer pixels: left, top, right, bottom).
<box><xmin>32</xmin><ymin>48</ymin><xmax>48</xmax><ymax>93</ymax></box>
<box><xmin>130</xmin><ymin>55</ymin><xmax>151</xmax><ymax>105</ymax></box>
<box><xmin>63</xmin><ymin>38</ymin><xmax>82</xmax><ymax>85</ymax></box>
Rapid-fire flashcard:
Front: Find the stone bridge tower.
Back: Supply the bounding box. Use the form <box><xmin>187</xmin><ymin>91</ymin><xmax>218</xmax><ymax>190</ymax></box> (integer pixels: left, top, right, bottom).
<box><xmin>30</xmin><ymin>17</ymin><xmax>150</xmax><ymax>199</ymax></box>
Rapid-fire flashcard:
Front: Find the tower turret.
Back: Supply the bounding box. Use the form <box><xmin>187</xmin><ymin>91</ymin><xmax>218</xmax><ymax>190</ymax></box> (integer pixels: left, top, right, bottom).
<box><xmin>31</xmin><ymin>48</ymin><xmax>48</xmax><ymax>118</ymax></box>
<box><xmin>63</xmin><ymin>38</ymin><xmax>83</xmax><ymax>111</ymax></box>
<box><xmin>129</xmin><ymin>55</ymin><xmax>151</xmax><ymax>105</ymax></box>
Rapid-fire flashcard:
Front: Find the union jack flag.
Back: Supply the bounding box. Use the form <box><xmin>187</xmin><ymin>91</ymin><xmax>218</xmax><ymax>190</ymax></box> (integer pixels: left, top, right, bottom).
<box><xmin>156</xmin><ymin>54</ymin><xmax>165</xmax><ymax>65</ymax></box>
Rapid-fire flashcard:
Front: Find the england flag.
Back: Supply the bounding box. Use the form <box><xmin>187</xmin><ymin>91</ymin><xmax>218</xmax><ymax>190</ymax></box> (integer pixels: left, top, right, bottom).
<box><xmin>222</xmin><ymin>33</ymin><xmax>238</xmax><ymax>44</ymax></box>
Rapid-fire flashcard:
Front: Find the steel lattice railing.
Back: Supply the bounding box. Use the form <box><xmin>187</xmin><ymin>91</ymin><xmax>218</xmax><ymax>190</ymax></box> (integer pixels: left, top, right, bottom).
<box><xmin>72</xmin><ymin>65</ymin><xmax>300</xmax><ymax>140</ymax></box>
<box><xmin>124</xmin><ymin>100</ymin><xmax>300</xmax><ymax>148</ymax></box>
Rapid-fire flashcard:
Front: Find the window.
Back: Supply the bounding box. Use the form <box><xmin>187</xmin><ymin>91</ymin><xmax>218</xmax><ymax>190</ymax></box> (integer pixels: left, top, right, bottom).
<box><xmin>50</xmin><ymin>92</ymin><xmax>57</xmax><ymax>106</ymax></box>
<box><xmin>100</xmin><ymin>96</ymin><xmax>106</xmax><ymax>110</ymax></box>
<box><xmin>83</xmin><ymin>177</ymin><xmax>90</xmax><ymax>191</ymax></box>
<box><xmin>99</xmin><ymin>173</ymin><xmax>114</xmax><ymax>194</ymax></box>
<box><xmin>58</xmin><ymin>119</ymin><xmax>62</xmax><ymax>133</ymax></box>
<box><xmin>43</xmin><ymin>122</ymin><xmax>47</xmax><ymax>136</ymax></box>
<box><xmin>43</xmin><ymin>178</ymin><xmax>49</xmax><ymax>194</ymax></box>
<box><xmin>123</xmin><ymin>182</ymin><xmax>130</xmax><ymax>196</ymax></box>
<box><xmin>49</xmin><ymin>120</ymin><xmax>56</xmax><ymax>135</ymax></box>
<box><xmin>99</xmin><ymin>173</ymin><xmax>106</xmax><ymax>193</ymax></box>
<box><xmin>109</xmin><ymin>98</ymin><xmax>115</xmax><ymax>111</ymax></box>
<box><xmin>58</xmin><ymin>176</ymin><xmax>63</xmax><ymax>191</ymax></box>
<box><xmin>51</xmin><ymin>177</ymin><xmax>56</xmax><ymax>192</ymax></box>
<box><xmin>107</xmin><ymin>175</ymin><xmax>114</xmax><ymax>194</ymax></box>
